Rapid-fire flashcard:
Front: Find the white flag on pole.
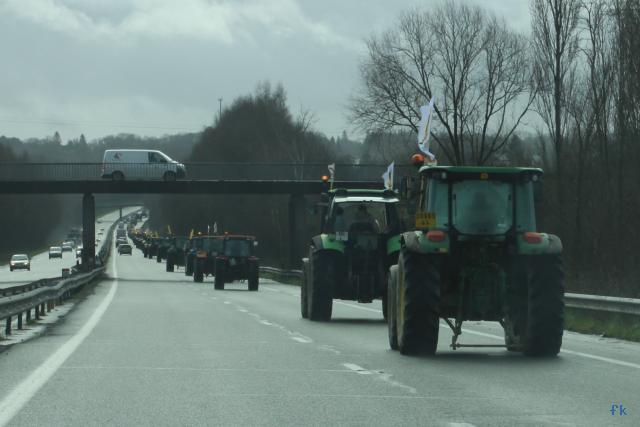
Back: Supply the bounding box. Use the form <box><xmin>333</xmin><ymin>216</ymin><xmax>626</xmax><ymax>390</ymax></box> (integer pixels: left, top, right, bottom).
<box><xmin>382</xmin><ymin>161</ymin><xmax>394</xmax><ymax>190</ymax></box>
<box><xmin>327</xmin><ymin>163</ymin><xmax>335</xmax><ymax>178</ymax></box>
<box><xmin>417</xmin><ymin>97</ymin><xmax>436</xmax><ymax>160</ymax></box>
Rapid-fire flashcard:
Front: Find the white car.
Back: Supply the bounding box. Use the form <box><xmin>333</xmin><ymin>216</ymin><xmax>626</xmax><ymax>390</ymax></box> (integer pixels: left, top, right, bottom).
<box><xmin>10</xmin><ymin>254</ymin><xmax>30</xmax><ymax>271</ymax></box>
<box><xmin>101</xmin><ymin>149</ymin><xmax>186</xmax><ymax>182</ymax></box>
<box><xmin>49</xmin><ymin>246</ymin><xmax>63</xmax><ymax>259</ymax></box>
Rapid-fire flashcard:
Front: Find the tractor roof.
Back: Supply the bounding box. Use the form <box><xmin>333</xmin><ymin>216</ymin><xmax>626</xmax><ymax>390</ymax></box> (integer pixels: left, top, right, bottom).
<box><xmin>419</xmin><ymin>165</ymin><xmax>543</xmax><ymax>180</ymax></box>
<box><xmin>330</xmin><ymin>188</ymin><xmax>399</xmax><ymax>203</ymax></box>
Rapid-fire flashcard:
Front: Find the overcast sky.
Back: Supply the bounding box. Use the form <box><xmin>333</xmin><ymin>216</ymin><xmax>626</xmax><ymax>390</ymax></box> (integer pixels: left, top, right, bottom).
<box><xmin>0</xmin><ymin>0</ymin><xmax>531</xmax><ymax>142</ymax></box>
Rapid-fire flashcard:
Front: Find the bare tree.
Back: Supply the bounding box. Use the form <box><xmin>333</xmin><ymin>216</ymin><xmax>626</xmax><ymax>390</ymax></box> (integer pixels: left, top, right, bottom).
<box><xmin>350</xmin><ymin>1</ymin><xmax>533</xmax><ymax>165</ymax></box>
<box><xmin>530</xmin><ymin>0</ymin><xmax>581</xmax><ymax>178</ymax></box>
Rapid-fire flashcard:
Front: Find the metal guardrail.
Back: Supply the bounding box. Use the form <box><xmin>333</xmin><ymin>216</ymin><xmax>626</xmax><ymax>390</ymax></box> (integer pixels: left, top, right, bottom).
<box><xmin>260</xmin><ymin>267</ymin><xmax>640</xmax><ymax>316</ymax></box>
<box><xmin>565</xmin><ymin>293</ymin><xmax>640</xmax><ymax>316</ymax></box>
<box><xmin>0</xmin><ymin>210</ymin><xmax>139</xmax><ymax>338</ymax></box>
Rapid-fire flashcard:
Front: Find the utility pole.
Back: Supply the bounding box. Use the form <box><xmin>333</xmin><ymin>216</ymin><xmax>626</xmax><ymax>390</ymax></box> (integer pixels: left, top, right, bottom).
<box><xmin>218</xmin><ymin>98</ymin><xmax>223</xmax><ymax>121</ymax></box>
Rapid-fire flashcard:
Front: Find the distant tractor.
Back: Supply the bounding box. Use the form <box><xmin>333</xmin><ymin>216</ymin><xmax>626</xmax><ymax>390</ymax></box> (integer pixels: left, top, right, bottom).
<box><xmin>301</xmin><ymin>188</ymin><xmax>403</xmax><ymax>321</ymax></box>
<box><xmin>213</xmin><ymin>235</ymin><xmax>259</xmax><ymax>291</ymax></box>
<box><xmin>388</xmin><ymin>165</ymin><xmax>564</xmax><ymax>356</ymax></box>
<box><xmin>166</xmin><ymin>236</ymin><xmax>189</xmax><ymax>272</ymax></box>
<box><xmin>192</xmin><ymin>236</ymin><xmax>224</xmax><ymax>283</ymax></box>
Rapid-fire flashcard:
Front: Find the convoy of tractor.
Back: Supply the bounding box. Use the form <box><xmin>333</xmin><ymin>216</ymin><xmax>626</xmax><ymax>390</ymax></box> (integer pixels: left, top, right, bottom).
<box><xmin>129</xmin><ymin>228</ymin><xmax>260</xmax><ymax>292</ymax></box>
<box><xmin>126</xmin><ymin>155</ymin><xmax>565</xmax><ymax>358</ymax></box>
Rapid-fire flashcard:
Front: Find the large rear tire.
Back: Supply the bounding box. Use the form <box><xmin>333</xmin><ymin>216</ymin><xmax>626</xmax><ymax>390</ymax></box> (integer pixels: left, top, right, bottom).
<box><xmin>397</xmin><ymin>249</ymin><xmax>441</xmax><ymax>356</ymax></box>
<box><xmin>193</xmin><ymin>259</ymin><xmax>204</xmax><ymax>283</ymax></box>
<box><xmin>308</xmin><ymin>250</ymin><xmax>335</xmax><ymax>321</ymax></box>
<box><xmin>214</xmin><ymin>259</ymin><xmax>225</xmax><ymax>290</ymax></box>
<box><xmin>248</xmin><ymin>262</ymin><xmax>259</xmax><ymax>291</ymax></box>
<box><xmin>166</xmin><ymin>259</ymin><xmax>174</xmax><ymax>272</ymax></box>
<box><xmin>523</xmin><ymin>254</ymin><xmax>564</xmax><ymax>357</ymax></box>
<box><xmin>301</xmin><ymin>260</ymin><xmax>309</xmax><ymax>319</ymax></box>
<box><xmin>387</xmin><ymin>265</ymin><xmax>399</xmax><ymax>350</ymax></box>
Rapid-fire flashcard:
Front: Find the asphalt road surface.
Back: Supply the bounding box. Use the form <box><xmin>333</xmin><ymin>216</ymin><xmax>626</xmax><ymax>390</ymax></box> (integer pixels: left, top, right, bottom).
<box><xmin>0</xmin><ymin>208</ymin><xmax>139</xmax><ymax>290</ymax></box>
<box><xmin>0</xmin><ymin>237</ymin><xmax>638</xmax><ymax>426</ymax></box>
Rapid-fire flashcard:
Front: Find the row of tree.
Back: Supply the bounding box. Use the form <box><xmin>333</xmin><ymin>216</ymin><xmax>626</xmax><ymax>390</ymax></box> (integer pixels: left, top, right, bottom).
<box><xmin>350</xmin><ymin>0</ymin><xmax>640</xmax><ymax>297</ymax></box>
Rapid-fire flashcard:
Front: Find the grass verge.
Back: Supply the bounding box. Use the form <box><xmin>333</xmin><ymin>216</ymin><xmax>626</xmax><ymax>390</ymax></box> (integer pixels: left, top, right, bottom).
<box><xmin>565</xmin><ymin>307</ymin><xmax>640</xmax><ymax>342</ymax></box>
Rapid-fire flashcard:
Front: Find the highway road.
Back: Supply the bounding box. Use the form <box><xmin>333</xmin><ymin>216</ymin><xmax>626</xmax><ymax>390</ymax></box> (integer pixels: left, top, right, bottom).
<box><xmin>0</xmin><ymin>208</ymin><xmax>140</xmax><ymax>290</ymax></box>
<box><xmin>0</xmin><ymin>236</ymin><xmax>638</xmax><ymax>426</ymax></box>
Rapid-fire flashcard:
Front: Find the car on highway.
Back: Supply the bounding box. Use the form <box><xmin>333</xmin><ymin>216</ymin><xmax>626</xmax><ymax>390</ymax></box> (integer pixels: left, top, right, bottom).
<box><xmin>116</xmin><ymin>238</ymin><xmax>128</xmax><ymax>247</ymax></box>
<box><xmin>118</xmin><ymin>244</ymin><xmax>132</xmax><ymax>255</ymax></box>
<box><xmin>49</xmin><ymin>246</ymin><xmax>63</xmax><ymax>259</ymax></box>
<box><xmin>9</xmin><ymin>254</ymin><xmax>30</xmax><ymax>271</ymax></box>
<box><xmin>76</xmin><ymin>246</ymin><xmax>83</xmax><ymax>258</ymax></box>
<box><xmin>61</xmin><ymin>243</ymin><xmax>73</xmax><ymax>252</ymax></box>
<box><xmin>101</xmin><ymin>149</ymin><xmax>186</xmax><ymax>182</ymax></box>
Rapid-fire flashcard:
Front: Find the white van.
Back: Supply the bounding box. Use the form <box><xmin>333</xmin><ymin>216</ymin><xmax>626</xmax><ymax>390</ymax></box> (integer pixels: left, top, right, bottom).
<box><xmin>101</xmin><ymin>149</ymin><xmax>186</xmax><ymax>181</ymax></box>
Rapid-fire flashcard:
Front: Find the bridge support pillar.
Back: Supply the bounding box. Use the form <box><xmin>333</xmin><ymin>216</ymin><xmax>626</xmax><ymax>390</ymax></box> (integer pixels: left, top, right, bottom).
<box><xmin>119</xmin><ymin>207</ymin><xmax>122</xmax><ymax>219</ymax></box>
<box><xmin>82</xmin><ymin>193</ymin><xmax>96</xmax><ymax>270</ymax></box>
<box><xmin>288</xmin><ymin>195</ymin><xmax>306</xmax><ymax>269</ymax></box>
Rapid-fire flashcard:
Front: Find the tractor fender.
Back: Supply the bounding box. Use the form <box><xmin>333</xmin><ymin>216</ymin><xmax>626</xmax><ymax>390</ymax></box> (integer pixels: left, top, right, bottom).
<box><xmin>401</xmin><ymin>230</ymin><xmax>450</xmax><ymax>254</ymax></box>
<box><xmin>311</xmin><ymin>234</ymin><xmax>345</xmax><ymax>254</ymax></box>
<box><xmin>517</xmin><ymin>233</ymin><xmax>563</xmax><ymax>255</ymax></box>
<box><xmin>386</xmin><ymin>234</ymin><xmax>402</xmax><ymax>256</ymax></box>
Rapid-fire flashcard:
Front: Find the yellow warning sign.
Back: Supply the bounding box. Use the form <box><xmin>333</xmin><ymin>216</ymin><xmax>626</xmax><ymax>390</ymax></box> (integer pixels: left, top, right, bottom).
<box><xmin>415</xmin><ymin>211</ymin><xmax>436</xmax><ymax>228</ymax></box>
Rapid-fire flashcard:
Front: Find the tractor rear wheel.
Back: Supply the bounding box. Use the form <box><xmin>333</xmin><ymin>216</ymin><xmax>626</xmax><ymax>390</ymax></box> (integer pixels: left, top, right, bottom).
<box><xmin>248</xmin><ymin>262</ymin><xmax>259</xmax><ymax>291</ymax></box>
<box><xmin>301</xmin><ymin>261</ymin><xmax>309</xmax><ymax>319</ymax></box>
<box><xmin>193</xmin><ymin>260</ymin><xmax>204</xmax><ymax>283</ymax></box>
<box><xmin>397</xmin><ymin>249</ymin><xmax>441</xmax><ymax>356</ymax></box>
<box><xmin>523</xmin><ymin>254</ymin><xmax>564</xmax><ymax>356</ymax></box>
<box><xmin>166</xmin><ymin>260</ymin><xmax>174</xmax><ymax>272</ymax></box>
<box><xmin>387</xmin><ymin>265</ymin><xmax>399</xmax><ymax>350</ymax></box>
<box><xmin>308</xmin><ymin>250</ymin><xmax>334</xmax><ymax>321</ymax></box>
<box><xmin>214</xmin><ymin>259</ymin><xmax>225</xmax><ymax>290</ymax></box>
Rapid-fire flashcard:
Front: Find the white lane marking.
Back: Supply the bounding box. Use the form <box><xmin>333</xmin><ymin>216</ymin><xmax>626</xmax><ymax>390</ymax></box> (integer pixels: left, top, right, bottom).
<box><xmin>259</xmin><ymin>320</ymin><xmax>273</xmax><ymax>326</ymax></box>
<box><xmin>374</xmin><ymin>371</ymin><xmax>417</xmax><ymax>394</ymax></box>
<box><xmin>560</xmin><ymin>349</ymin><xmax>640</xmax><ymax>370</ymax></box>
<box><xmin>448</xmin><ymin>423</ymin><xmax>477</xmax><ymax>427</ymax></box>
<box><xmin>335</xmin><ymin>301</ymin><xmax>383</xmax><ymax>314</ymax></box>
<box><xmin>318</xmin><ymin>344</ymin><xmax>341</xmax><ymax>355</ymax></box>
<box><xmin>261</xmin><ymin>286</ymin><xmax>280</xmax><ymax>292</ymax></box>
<box><xmin>0</xmin><ymin>241</ymin><xmax>119</xmax><ymax>427</ymax></box>
<box><xmin>291</xmin><ymin>336</ymin><xmax>312</xmax><ymax>343</ymax></box>
<box><xmin>342</xmin><ymin>363</ymin><xmax>372</xmax><ymax>375</ymax></box>
<box><xmin>447</xmin><ymin>325</ymin><xmax>640</xmax><ymax>370</ymax></box>
<box><xmin>237</xmin><ymin>308</ymin><xmax>248</xmax><ymax>313</ymax></box>
<box><xmin>223</xmin><ymin>301</ymin><xmax>231</xmax><ymax>305</ymax></box>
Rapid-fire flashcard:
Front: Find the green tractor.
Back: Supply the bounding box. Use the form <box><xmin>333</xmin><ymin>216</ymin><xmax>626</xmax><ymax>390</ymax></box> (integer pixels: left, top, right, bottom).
<box><xmin>388</xmin><ymin>166</ymin><xmax>564</xmax><ymax>356</ymax></box>
<box><xmin>301</xmin><ymin>188</ymin><xmax>403</xmax><ymax>321</ymax></box>
<box><xmin>166</xmin><ymin>236</ymin><xmax>189</xmax><ymax>272</ymax></box>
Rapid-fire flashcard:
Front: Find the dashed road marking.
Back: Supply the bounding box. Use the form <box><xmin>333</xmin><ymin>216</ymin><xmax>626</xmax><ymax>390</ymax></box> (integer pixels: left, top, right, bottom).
<box><xmin>342</xmin><ymin>363</ymin><xmax>372</xmax><ymax>375</ymax></box>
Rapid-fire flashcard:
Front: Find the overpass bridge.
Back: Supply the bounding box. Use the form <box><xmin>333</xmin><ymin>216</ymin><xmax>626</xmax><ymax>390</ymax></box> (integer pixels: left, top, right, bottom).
<box><xmin>0</xmin><ymin>162</ymin><xmax>409</xmax><ymax>268</ymax></box>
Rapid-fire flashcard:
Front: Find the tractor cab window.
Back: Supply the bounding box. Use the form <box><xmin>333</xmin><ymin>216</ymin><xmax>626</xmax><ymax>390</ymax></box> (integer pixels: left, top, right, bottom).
<box><xmin>224</xmin><ymin>239</ymin><xmax>251</xmax><ymax>257</ymax></box>
<box><xmin>452</xmin><ymin>180</ymin><xmax>513</xmax><ymax>235</ymax></box>
<box><xmin>426</xmin><ymin>179</ymin><xmax>449</xmax><ymax>229</ymax></box>
<box><xmin>330</xmin><ymin>201</ymin><xmax>388</xmax><ymax>233</ymax></box>
<box><xmin>515</xmin><ymin>181</ymin><xmax>536</xmax><ymax>232</ymax></box>
<box><xmin>201</xmin><ymin>238</ymin><xmax>223</xmax><ymax>253</ymax></box>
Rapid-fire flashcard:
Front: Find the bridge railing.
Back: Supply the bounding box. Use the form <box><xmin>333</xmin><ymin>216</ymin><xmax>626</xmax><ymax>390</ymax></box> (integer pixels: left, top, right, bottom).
<box><xmin>0</xmin><ymin>162</ymin><xmax>414</xmax><ymax>182</ymax></box>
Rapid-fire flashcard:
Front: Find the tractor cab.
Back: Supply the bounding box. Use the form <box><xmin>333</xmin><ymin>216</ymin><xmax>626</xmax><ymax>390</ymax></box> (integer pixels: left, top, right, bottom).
<box><xmin>302</xmin><ymin>188</ymin><xmax>403</xmax><ymax>321</ymax></box>
<box><xmin>388</xmin><ymin>165</ymin><xmax>564</xmax><ymax>357</ymax></box>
